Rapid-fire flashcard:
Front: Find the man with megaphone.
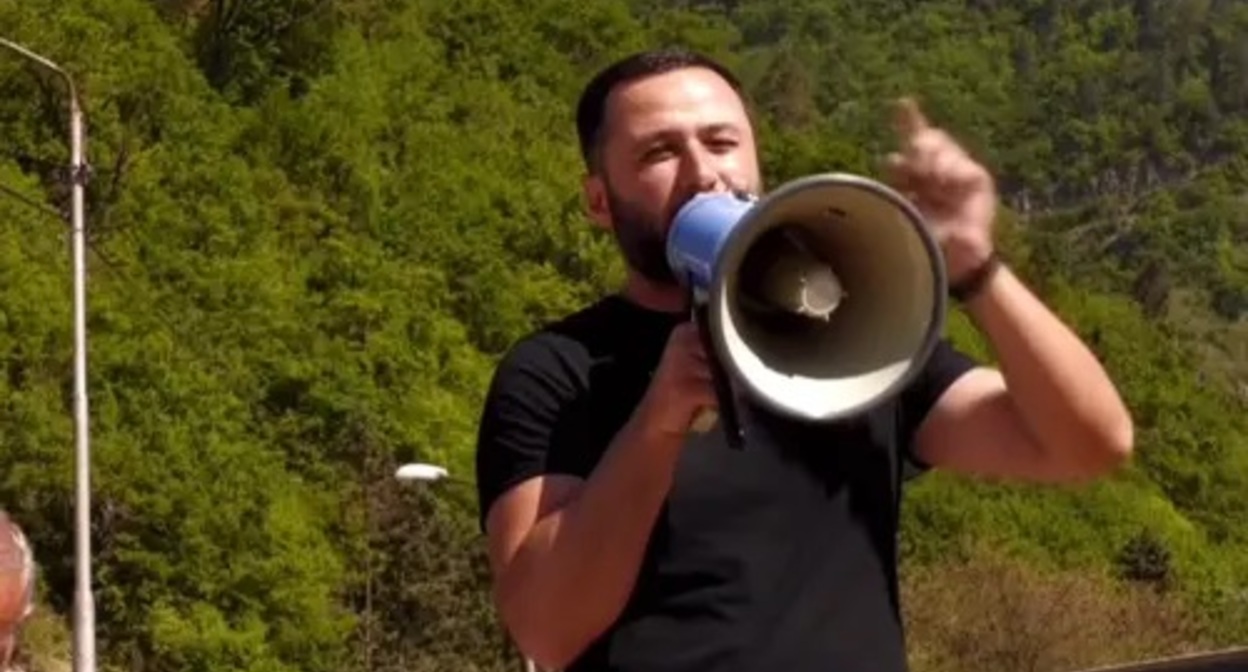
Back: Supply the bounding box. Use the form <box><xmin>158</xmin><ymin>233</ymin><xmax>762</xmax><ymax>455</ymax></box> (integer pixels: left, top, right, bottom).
<box><xmin>474</xmin><ymin>47</ymin><xmax>1135</xmax><ymax>672</ymax></box>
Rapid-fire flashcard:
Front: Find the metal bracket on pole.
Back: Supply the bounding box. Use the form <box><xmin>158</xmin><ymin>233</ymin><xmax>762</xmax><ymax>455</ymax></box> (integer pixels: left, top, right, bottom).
<box><xmin>0</xmin><ymin>36</ymin><xmax>95</xmax><ymax>672</ymax></box>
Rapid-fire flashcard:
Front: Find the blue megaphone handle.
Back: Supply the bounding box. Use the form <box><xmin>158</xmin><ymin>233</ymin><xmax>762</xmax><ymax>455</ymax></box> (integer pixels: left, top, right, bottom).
<box><xmin>667</xmin><ymin>190</ymin><xmax>758</xmax><ymax>298</ymax></box>
<box><xmin>668</xmin><ymin>191</ymin><xmax>756</xmax><ymax>450</ymax></box>
<box><xmin>690</xmin><ymin>290</ymin><xmax>746</xmax><ymax>450</ymax></box>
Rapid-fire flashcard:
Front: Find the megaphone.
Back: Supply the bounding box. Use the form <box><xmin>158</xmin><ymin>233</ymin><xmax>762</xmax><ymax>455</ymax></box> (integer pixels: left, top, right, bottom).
<box><xmin>667</xmin><ymin>172</ymin><xmax>948</xmax><ymax>442</ymax></box>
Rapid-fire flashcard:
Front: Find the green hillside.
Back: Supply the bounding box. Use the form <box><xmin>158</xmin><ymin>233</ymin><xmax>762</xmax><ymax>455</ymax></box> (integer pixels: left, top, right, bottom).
<box><xmin>0</xmin><ymin>1</ymin><xmax>1245</xmax><ymax>670</ymax></box>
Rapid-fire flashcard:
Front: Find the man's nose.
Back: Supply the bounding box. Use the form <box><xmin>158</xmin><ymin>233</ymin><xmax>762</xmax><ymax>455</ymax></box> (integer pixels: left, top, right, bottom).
<box><xmin>682</xmin><ymin>148</ymin><xmax>727</xmax><ymax>193</ymax></box>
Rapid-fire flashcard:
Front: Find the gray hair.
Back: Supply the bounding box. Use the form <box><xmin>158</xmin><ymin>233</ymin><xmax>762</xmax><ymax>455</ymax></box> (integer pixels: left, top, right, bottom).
<box><xmin>0</xmin><ymin>512</ymin><xmax>34</xmax><ymax>672</ymax></box>
<box><xmin>0</xmin><ymin>513</ymin><xmax>33</xmax><ymax>621</ymax></box>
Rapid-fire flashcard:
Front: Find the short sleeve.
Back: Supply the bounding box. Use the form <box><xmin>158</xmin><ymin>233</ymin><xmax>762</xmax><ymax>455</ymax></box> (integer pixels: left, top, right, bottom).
<box><xmin>474</xmin><ymin>336</ymin><xmax>590</xmax><ymax>532</ymax></box>
<box><xmin>898</xmin><ymin>339</ymin><xmax>979</xmax><ymax>475</ymax></box>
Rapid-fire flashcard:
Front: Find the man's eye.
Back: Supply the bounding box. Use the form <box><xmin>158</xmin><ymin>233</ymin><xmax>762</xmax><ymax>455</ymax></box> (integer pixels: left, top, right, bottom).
<box><xmin>642</xmin><ymin>146</ymin><xmax>674</xmax><ymax>162</ymax></box>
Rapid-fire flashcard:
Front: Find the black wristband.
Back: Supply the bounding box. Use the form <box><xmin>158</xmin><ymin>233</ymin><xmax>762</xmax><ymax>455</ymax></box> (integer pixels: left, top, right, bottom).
<box><xmin>950</xmin><ymin>251</ymin><xmax>1002</xmax><ymax>303</ymax></box>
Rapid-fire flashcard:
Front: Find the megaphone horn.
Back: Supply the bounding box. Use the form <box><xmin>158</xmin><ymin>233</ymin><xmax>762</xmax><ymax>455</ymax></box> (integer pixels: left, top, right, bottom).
<box><xmin>667</xmin><ymin>172</ymin><xmax>949</xmax><ymax>436</ymax></box>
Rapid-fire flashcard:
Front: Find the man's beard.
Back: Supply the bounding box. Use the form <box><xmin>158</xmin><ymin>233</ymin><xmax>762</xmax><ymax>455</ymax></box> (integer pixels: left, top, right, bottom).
<box><xmin>606</xmin><ymin>189</ymin><xmax>678</xmax><ymax>286</ymax></box>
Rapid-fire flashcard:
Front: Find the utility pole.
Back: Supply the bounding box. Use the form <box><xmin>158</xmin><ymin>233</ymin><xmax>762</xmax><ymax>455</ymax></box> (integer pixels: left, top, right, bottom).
<box><xmin>0</xmin><ymin>36</ymin><xmax>95</xmax><ymax>672</ymax></box>
<box><xmin>395</xmin><ymin>464</ymin><xmax>540</xmax><ymax>672</ymax></box>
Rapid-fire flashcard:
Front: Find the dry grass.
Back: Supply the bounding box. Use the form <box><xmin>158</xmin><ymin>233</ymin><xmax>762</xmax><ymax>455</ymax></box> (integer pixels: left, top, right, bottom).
<box><xmin>12</xmin><ymin>605</ymin><xmax>70</xmax><ymax>672</ymax></box>
<box><xmin>901</xmin><ymin>543</ymin><xmax>1213</xmax><ymax>672</ymax></box>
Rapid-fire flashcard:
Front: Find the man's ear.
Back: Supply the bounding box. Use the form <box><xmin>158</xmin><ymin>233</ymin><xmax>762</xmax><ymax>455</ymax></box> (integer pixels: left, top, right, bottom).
<box><xmin>582</xmin><ymin>173</ymin><xmax>612</xmax><ymax>231</ymax></box>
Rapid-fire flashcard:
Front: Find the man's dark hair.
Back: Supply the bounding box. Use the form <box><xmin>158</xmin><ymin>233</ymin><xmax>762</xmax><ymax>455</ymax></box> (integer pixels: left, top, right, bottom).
<box><xmin>575</xmin><ymin>47</ymin><xmax>746</xmax><ymax>172</ymax></box>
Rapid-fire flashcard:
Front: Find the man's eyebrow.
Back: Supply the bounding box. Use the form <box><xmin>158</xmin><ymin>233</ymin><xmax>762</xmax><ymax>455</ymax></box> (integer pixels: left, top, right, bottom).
<box><xmin>633</xmin><ymin>122</ymin><xmax>741</xmax><ymax>145</ymax></box>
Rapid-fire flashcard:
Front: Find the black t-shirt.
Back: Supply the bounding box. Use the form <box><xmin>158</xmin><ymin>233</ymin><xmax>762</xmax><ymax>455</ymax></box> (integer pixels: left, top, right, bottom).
<box><xmin>475</xmin><ymin>294</ymin><xmax>977</xmax><ymax>672</ymax></box>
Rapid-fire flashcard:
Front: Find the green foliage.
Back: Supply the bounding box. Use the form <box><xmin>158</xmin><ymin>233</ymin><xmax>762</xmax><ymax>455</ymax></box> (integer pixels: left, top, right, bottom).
<box><xmin>1</xmin><ymin>0</ymin><xmax>1247</xmax><ymax>670</ymax></box>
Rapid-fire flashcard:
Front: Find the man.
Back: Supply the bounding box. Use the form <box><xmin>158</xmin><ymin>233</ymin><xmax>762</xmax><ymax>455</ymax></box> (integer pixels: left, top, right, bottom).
<box><xmin>474</xmin><ymin>48</ymin><xmax>1134</xmax><ymax>672</ymax></box>
<box><xmin>0</xmin><ymin>513</ymin><xmax>34</xmax><ymax>672</ymax></box>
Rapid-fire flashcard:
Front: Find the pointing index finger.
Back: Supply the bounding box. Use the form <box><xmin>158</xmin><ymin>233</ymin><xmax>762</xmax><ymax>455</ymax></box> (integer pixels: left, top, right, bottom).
<box><xmin>893</xmin><ymin>96</ymin><xmax>929</xmax><ymax>138</ymax></box>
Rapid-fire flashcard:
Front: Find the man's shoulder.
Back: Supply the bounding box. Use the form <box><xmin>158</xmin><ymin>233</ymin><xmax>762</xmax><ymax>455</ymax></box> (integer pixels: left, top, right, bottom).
<box><xmin>489</xmin><ymin>296</ymin><xmax>631</xmax><ymax>387</ymax></box>
<box><xmin>519</xmin><ymin>297</ymin><xmax>623</xmax><ymax>351</ymax></box>
<box><xmin>473</xmin><ymin>297</ymin><xmax>636</xmax><ymax>526</ymax></box>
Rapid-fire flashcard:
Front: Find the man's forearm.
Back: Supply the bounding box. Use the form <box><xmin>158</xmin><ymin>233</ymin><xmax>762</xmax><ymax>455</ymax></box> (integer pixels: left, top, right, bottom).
<box><xmin>497</xmin><ymin>411</ymin><xmax>683</xmax><ymax>669</ymax></box>
<box><xmin>963</xmin><ymin>263</ymin><xmax>1134</xmax><ymax>473</ymax></box>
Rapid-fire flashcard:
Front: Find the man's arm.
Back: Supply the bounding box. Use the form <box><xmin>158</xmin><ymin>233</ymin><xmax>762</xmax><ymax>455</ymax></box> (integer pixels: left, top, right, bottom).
<box><xmin>913</xmin><ymin>263</ymin><xmax>1134</xmax><ymax>482</ymax></box>
<box><xmin>480</xmin><ymin>322</ymin><xmax>715</xmax><ymax>670</ymax></box>
<box><xmin>885</xmin><ymin>97</ymin><xmax>1133</xmax><ymax>482</ymax></box>
<box><xmin>486</xmin><ymin>421</ymin><xmax>681</xmax><ymax>670</ymax></box>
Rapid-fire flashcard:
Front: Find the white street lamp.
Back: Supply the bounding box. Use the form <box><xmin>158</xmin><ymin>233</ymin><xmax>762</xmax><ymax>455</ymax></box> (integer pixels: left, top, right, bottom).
<box><xmin>0</xmin><ymin>36</ymin><xmax>94</xmax><ymax>672</ymax></box>
<box><xmin>394</xmin><ymin>462</ymin><xmax>450</xmax><ymax>483</ymax></box>
<box><xmin>392</xmin><ymin>463</ymin><xmax>539</xmax><ymax>672</ymax></box>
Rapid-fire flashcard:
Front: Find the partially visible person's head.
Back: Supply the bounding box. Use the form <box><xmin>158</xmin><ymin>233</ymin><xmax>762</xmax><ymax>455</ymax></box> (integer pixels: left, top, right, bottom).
<box><xmin>576</xmin><ymin>48</ymin><xmax>763</xmax><ymax>286</ymax></box>
<box><xmin>0</xmin><ymin>514</ymin><xmax>33</xmax><ymax>671</ymax></box>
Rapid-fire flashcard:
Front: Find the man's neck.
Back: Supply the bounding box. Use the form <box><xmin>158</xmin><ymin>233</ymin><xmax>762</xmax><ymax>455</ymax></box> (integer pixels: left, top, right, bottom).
<box><xmin>619</xmin><ymin>272</ymin><xmax>688</xmax><ymax>315</ymax></box>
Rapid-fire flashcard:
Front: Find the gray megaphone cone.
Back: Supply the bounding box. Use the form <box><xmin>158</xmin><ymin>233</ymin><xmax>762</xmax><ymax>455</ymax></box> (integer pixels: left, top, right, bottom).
<box><xmin>668</xmin><ymin>172</ymin><xmax>948</xmax><ymax>426</ymax></box>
